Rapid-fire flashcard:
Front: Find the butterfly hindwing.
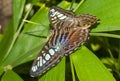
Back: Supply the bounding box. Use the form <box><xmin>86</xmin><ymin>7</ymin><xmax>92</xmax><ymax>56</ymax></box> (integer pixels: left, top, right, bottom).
<box><xmin>54</xmin><ymin>14</ymin><xmax>98</xmax><ymax>56</ymax></box>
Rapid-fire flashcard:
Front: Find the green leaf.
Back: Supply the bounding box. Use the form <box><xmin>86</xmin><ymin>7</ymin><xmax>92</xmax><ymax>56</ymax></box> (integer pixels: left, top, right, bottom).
<box><xmin>0</xmin><ymin>20</ymin><xmax>14</xmax><ymax>64</ymax></box>
<box><xmin>0</xmin><ymin>0</ymin><xmax>26</xmax><ymax>65</ymax></box>
<box><xmin>1</xmin><ymin>70</ymin><xmax>23</xmax><ymax>81</ymax></box>
<box><xmin>71</xmin><ymin>46</ymin><xmax>116</xmax><ymax>81</ymax></box>
<box><xmin>1</xmin><ymin>5</ymin><xmax>49</xmax><ymax>67</ymax></box>
<box><xmin>75</xmin><ymin>0</ymin><xmax>120</xmax><ymax>32</ymax></box>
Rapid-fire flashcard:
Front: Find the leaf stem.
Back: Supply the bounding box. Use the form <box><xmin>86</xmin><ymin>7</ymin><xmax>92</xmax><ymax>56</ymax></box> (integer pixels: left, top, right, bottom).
<box><xmin>70</xmin><ymin>56</ymin><xmax>76</xmax><ymax>81</ymax></box>
<box><xmin>90</xmin><ymin>32</ymin><xmax>120</xmax><ymax>39</ymax></box>
<box><xmin>23</xmin><ymin>20</ymin><xmax>41</xmax><ymax>25</ymax></box>
<box><xmin>70</xmin><ymin>0</ymin><xmax>75</xmax><ymax>10</ymax></box>
<box><xmin>73</xmin><ymin>0</ymin><xmax>85</xmax><ymax>12</ymax></box>
<box><xmin>23</xmin><ymin>19</ymin><xmax>48</xmax><ymax>28</ymax></box>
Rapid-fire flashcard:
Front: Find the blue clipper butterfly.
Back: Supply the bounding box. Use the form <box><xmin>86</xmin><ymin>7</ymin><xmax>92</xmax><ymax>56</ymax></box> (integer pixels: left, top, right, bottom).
<box><xmin>30</xmin><ymin>6</ymin><xmax>99</xmax><ymax>77</ymax></box>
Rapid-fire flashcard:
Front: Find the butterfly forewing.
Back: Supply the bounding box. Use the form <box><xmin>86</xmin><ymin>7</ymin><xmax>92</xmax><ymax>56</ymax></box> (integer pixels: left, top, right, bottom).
<box><xmin>30</xmin><ymin>43</ymin><xmax>64</xmax><ymax>77</ymax></box>
<box><xmin>30</xmin><ymin>30</ymin><xmax>65</xmax><ymax>77</ymax></box>
<box><xmin>49</xmin><ymin>6</ymin><xmax>76</xmax><ymax>30</ymax></box>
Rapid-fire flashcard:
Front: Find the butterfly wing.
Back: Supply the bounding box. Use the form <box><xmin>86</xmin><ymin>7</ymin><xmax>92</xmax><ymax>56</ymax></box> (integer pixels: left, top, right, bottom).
<box><xmin>30</xmin><ymin>6</ymin><xmax>99</xmax><ymax>77</ymax></box>
<box><xmin>49</xmin><ymin>6</ymin><xmax>98</xmax><ymax>30</ymax></box>
<box><xmin>78</xmin><ymin>14</ymin><xmax>98</xmax><ymax>29</ymax></box>
<box><xmin>60</xmin><ymin>15</ymin><xmax>98</xmax><ymax>56</ymax></box>
<box><xmin>49</xmin><ymin>6</ymin><xmax>76</xmax><ymax>30</ymax></box>
<box><xmin>30</xmin><ymin>30</ymin><xmax>65</xmax><ymax>77</ymax></box>
<box><xmin>57</xmin><ymin>27</ymin><xmax>89</xmax><ymax>56</ymax></box>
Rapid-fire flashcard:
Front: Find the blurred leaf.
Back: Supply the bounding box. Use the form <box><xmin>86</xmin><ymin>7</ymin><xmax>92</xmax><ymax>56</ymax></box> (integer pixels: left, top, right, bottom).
<box><xmin>76</xmin><ymin>0</ymin><xmax>120</xmax><ymax>32</ymax></box>
<box><xmin>0</xmin><ymin>34</ymin><xmax>3</xmax><ymax>41</ymax></box>
<box><xmin>32</xmin><ymin>0</ymin><xmax>40</xmax><ymax>5</ymax></box>
<box><xmin>1</xmin><ymin>70</ymin><xmax>23</xmax><ymax>81</ymax></box>
<box><xmin>71</xmin><ymin>46</ymin><xmax>115</xmax><ymax>81</ymax></box>
<box><xmin>0</xmin><ymin>20</ymin><xmax>14</xmax><ymax>64</ymax></box>
<box><xmin>0</xmin><ymin>66</ymin><xmax>4</xmax><ymax>76</ymax></box>
<box><xmin>118</xmin><ymin>40</ymin><xmax>120</xmax><ymax>70</ymax></box>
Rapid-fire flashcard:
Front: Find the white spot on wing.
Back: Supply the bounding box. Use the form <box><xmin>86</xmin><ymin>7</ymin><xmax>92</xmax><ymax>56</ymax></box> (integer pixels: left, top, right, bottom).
<box><xmin>37</xmin><ymin>56</ymin><xmax>40</xmax><ymax>60</ymax></box>
<box><xmin>55</xmin><ymin>46</ymin><xmax>60</xmax><ymax>52</ymax></box>
<box><xmin>51</xmin><ymin>18</ymin><xmax>54</xmax><ymax>20</ymax></box>
<box><xmin>45</xmin><ymin>54</ymin><xmax>51</xmax><ymax>60</ymax></box>
<box><xmin>74</xmin><ymin>47</ymin><xmax>78</xmax><ymax>51</ymax></box>
<box><xmin>50</xmin><ymin>11</ymin><xmax>61</xmax><ymax>18</ymax></box>
<box><xmin>69</xmin><ymin>51</ymin><xmax>73</xmax><ymax>54</ymax></box>
<box><xmin>50</xmin><ymin>9</ymin><xmax>55</xmax><ymax>13</ymax></box>
<box><xmin>39</xmin><ymin>56</ymin><xmax>43</xmax><ymax>66</ymax></box>
<box><xmin>42</xmin><ymin>51</ymin><xmax>44</xmax><ymax>53</ymax></box>
<box><xmin>32</xmin><ymin>66</ymin><xmax>36</xmax><ymax>72</ymax></box>
<box><xmin>43</xmin><ymin>53</ymin><xmax>46</xmax><ymax>56</ymax></box>
<box><xmin>32</xmin><ymin>65</ymin><xmax>37</xmax><ymax>72</ymax></box>
<box><xmin>57</xmin><ymin>14</ymin><xmax>63</xmax><ymax>17</ymax></box>
<box><xmin>45</xmin><ymin>45</ymin><xmax>48</xmax><ymax>49</ymax></box>
<box><xmin>51</xmin><ymin>11</ymin><xmax>58</xmax><ymax>17</ymax></box>
<box><xmin>37</xmin><ymin>61</ymin><xmax>40</xmax><ymax>67</ymax></box>
<box><xmin>43</xmin><ymin>59</ymin><xmax>46</xmax><ymax>64</ymax></box>
<box><xmin>35</xmin><ymin>65</ymin><xmax>37</xmax><ymax>71</ymax></box>
<box><xmin>49</xmin><ymin>49</ymin><xmax>55</xmax><ymax>55</ymax></box>
<box><xmin>59</xmin><ymin>16</ymin><xmax>67</xmax><ymax>20</ymax></box>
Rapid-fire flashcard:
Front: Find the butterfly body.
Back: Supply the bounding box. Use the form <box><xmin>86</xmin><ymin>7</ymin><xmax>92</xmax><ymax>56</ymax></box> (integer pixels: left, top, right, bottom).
<box><xmin>30</xmin><ymin>6</ymin><xmax>98</xmax><ymax>77</ymax></box>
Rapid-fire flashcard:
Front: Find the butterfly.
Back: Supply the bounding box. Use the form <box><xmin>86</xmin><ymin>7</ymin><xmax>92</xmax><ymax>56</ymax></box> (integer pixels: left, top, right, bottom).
<box><xmin>30</xmin><ymin>6</ymin><xmax>99</xmax><ymax>77</ymax></box>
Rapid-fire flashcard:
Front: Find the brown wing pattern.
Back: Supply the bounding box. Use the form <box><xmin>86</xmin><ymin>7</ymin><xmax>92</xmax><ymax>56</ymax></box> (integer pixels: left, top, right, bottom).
<box><xmin>30</xmin><ymin>6</ymin><xmax>99</xmax><ymax>77</ymax></box>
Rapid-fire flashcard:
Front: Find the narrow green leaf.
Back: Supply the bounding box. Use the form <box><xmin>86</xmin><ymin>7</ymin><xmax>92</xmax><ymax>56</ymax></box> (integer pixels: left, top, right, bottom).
<box><xmin>76</xmin><ymin>0</ymin><xmax>120</xmax><ymax>32</ymax></box>
<box><xmin>13</xmin><ymin>0</ymin><xmax>25</xmax><ymax>31</ymax></box>
<box><xmin>71</xmin><ymin>46</ymin><xmax>116</xmax><ymax>81</ymax></box>
<box><xmin>70</xmin><ymin>57</ymin><xmax>76</xmax><ymax>81</ymax></box>
<box><xmin>1</xmin><ymin>70</ymin><xmax>23</xmax><ymax>81</ymax></box>
<box><xmin>91</xmin><ymin>33</ymin><xmax>120</xmax><ymax>39</ymax></box>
